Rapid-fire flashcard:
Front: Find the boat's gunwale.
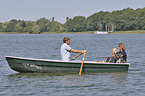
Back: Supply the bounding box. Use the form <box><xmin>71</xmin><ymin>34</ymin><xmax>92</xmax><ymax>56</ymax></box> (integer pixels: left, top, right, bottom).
<box><xmin>5</xmin><ymin>56</ymin><xmax>130</xmax><ymax>65</ymax></box>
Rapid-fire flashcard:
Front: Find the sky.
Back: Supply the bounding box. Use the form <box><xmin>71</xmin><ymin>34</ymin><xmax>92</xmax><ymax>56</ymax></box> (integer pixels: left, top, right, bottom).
<box><xmin>0</xmin><ymin>0</ymin><xmax>145</xmax><ymax>24</ymax></box>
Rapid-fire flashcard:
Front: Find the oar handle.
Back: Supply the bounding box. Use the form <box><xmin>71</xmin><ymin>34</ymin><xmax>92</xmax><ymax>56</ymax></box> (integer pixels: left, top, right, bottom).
<box><xmin>79</xmin><ymin>52</ymin><xmax>86</xmax><ymax>75</ymax></box>
<box><xmin>72</xmin><ymin>53</ymin><xmax>83</xmax><ymax>60</ymax></box>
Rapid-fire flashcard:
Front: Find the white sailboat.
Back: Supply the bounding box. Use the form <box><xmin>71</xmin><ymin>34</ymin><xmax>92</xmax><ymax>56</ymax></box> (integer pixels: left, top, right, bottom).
<box><xmin>94</xmin><ymin>31</ymin><xmax>108</xmax><ymax>34</ymax></box>
<box><xmin>94</xmin><ymin>24</ymin><xmax>114</xmax><ymax>34</ymax></box>
<box><xmin>94</xmin><ymin>24</ymin><xmax>108</xmax><ymax>34</ymax></box>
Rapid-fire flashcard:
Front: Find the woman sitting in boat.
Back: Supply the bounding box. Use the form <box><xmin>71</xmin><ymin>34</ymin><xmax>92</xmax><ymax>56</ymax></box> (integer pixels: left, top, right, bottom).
<box><xmin>60</xmin><ymin>37</ymin><xmax>86</xmax><ymax>61</ymax></box>
<box><xmin>117</xmin><ymin>43</ymin><xmax>127</xmax><ymax>63</ymax></box>
<box><xmin>106</xmin><ymin>48</ymin><xmax>118</xmax><ymax>63</ymax></box>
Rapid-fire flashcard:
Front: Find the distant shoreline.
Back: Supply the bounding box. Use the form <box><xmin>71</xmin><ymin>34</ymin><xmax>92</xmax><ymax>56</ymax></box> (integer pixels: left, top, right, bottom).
<box><xmin>109</xmin><ymin>30</ymin><xmax>145</xmax><ymax>34</ymax></box>
<box><xmin>0</xmin><ymin>30</ymin><xmax>145</xmax><ymax>34</ymax></box>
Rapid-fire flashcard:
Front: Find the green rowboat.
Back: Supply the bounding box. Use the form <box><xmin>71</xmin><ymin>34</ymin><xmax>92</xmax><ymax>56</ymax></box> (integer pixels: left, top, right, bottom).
<box><xmin>5</xmin><ymin>56</ymin><xmax>130</xmax><ymax>73</ymax></box>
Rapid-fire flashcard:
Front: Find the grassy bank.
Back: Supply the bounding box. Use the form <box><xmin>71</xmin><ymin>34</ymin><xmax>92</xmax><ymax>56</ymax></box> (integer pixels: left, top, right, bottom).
<box><xmin>0</xmin><ymin>32</ymin><xmax>29</xmax><ymax>34</ymax></box>
<box><xmin>0</xmin><ymin>30</ymin><xmax>145</xmax><ymax>34</ymax></box>
<box><xmin>42</xmin><ymin>31</ymin><xmax>94</xmax><ymax>34</ymax></box>
<box><xmin>109</xmin><ymin>30</ymin><xmax>145</xmax><ymax>34</ymax></box>
<box><xmin>0</xmin><ymin>31</ymin><xmax>93</xmax><ymax>34</ymax></box>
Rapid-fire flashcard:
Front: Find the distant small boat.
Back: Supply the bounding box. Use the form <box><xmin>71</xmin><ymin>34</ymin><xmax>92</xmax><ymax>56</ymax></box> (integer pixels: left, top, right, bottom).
<box><xmin>5</xmin><ymin>56</ymin><xmax>130</xmax><ymax>73</ymax></box>
<box><xmin>95</xmin><ymin>31</ymin><xmax>108</xmax><ymax>34</ymax></box>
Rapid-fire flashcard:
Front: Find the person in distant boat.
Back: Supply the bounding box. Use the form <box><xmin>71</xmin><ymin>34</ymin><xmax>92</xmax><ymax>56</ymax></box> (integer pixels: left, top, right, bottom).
<box><xmin>60</xmin><ymin>37</ymin><xmax>86</xmax><ymax>61</ymax></box>
<box><xmin>117</xmin><ymin>43</ymin><xmax>127</xmax><ymax>63</ymax></box>
<box><xmin>106</xmin><ymin>48</ymin><xmax>118</xmax><ymax>63</ymax></box>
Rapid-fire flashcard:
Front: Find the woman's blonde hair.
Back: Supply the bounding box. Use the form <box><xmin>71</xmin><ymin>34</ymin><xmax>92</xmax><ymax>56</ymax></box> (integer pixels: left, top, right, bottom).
<box><xmin>118</xmin><ymin>43</ymin><xmax>126</xmax><ymax>51</ymax></box>
<box><xmin>111</xmin><ymin>48</ymin><xmax>118</xmax><ymax>57</ymax></box>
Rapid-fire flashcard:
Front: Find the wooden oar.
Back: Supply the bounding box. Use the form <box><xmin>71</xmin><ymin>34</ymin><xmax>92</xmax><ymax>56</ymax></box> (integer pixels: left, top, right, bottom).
<box><xmin>79</xmin><ymin>52</ymin><xmax>86</xmax><ymax>75</ymax></box>
<box><xmin>71</xmin><ymin>53</ymin><xmax>83</xmax><ymax>60</ymax></box>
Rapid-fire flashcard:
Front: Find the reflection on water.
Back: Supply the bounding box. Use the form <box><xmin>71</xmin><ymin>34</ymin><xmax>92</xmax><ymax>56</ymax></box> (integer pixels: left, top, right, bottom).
<box><xmin>109</xmin><ymin>72</ymin><xmax>128</xmax><ymax>88</ymax></box>
<box><xmin>5</xmin><ymin>71</ymin><xmax>129</xmax><ymax>95</ymax></box>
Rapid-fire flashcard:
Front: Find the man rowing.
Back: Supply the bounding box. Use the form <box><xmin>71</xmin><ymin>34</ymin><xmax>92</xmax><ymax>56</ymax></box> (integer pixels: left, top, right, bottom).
<box><xmin>60</xmin><ymin>37</ymin><xmax>86</xmax><ymax>61</ymax></box>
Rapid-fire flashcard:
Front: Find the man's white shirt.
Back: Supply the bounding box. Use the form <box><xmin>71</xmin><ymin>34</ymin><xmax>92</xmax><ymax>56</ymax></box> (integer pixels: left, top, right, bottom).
<box><xmin>60</xmin><ymin>43</ymin><xmax>71</xmax><ymax>61</ymax></box>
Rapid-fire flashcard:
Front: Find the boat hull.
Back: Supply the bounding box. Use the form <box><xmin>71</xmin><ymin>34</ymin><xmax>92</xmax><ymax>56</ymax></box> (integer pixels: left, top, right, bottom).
<box><xmin>5</xmin><ymin>56</ymin><xmax>130</xmax><ymax>73</ymax></box>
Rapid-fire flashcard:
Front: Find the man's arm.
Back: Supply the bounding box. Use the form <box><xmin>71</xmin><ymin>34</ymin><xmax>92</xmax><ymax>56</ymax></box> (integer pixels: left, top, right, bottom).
<box><xmin>70</xmin><ymin>49</ymin><xmax>86</xmax><ymax>53</ymax></box>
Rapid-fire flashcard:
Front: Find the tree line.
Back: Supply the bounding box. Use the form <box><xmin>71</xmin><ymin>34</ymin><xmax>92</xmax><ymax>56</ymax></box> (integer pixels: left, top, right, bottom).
<box><xmin>0</xmin><ymin>7</ymin><xmax>145</xmax><ymax>33</ymax></box>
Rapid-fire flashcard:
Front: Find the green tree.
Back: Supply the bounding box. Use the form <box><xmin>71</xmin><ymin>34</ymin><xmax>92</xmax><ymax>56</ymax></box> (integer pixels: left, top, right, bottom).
<box><xmin>14</xmin><ymin>24</ymin><xmax>23</xmax><ymax>32</ymax></box>
<box><xmin>21</xmin><ymin>21</ymin><xmax>26</xmax><ymax>28</ymax></box>
<box><xmin>23</xmin><ymin>21</ymin><xmax>34</xmax><ymax>33</ymax></box>
<box><xmin>0</xmin><ymin>23</ymin><xmax>3</xmax><ymax>31</ymax></box>
<box><xmin>49</xmin><ymin>17</ymin><xmax>63</xmax><ymax>32</ymax></box>
<box><xmin>5</xmin><ymin>22</ymin><xmax>16</xmax><ymax>32</ymax></box>
<box><xmin>67</xmin><ymin>16</ymin><xmax>86</xmax><ymax>32</ymax></box>
<box><xmin>36</xmin><ymin>17</ymin><xmax>50</xmax><ymax>32</ymax></box>
<box><xmin>1</xmin><ymin>7</ymin><xmax>145</xmax><ymax>33</ymax></box>
<box><xmin>10</xmin><ymin>19</ymin><xmax>18</xmax><ymax>24</ymax></box>
<box><xmin>32</xmin><ymin>24</ymin><xmax>40</xmax><ymax>34</ymax></box>
<box><xmin>85</xmin><ymin>11</ymin><xmax>109</xmax><ymax>31</ymax></box>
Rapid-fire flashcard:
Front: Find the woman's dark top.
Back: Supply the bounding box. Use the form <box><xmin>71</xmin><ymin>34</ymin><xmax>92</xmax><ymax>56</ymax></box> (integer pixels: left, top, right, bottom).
<box><xmin>106</xmin><ymin>57</ymin><xmax>117</xmax><ymax>63</ymax></box>
<box><xmin>119</xmin><ymin>50</ymin><xmax>127</xmax><ymax>62</ymax></box>
<box><xmin>110</xmin><ymin>57</ymin><xmax>117</xmax><ymax>63</ymax></box>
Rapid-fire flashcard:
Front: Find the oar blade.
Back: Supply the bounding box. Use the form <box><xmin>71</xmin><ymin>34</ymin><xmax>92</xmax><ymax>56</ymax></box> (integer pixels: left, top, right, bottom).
<box><xmin>79</xmin><ymin>52</ymin><xmax>86</xmax><ymax>75</ymax></box>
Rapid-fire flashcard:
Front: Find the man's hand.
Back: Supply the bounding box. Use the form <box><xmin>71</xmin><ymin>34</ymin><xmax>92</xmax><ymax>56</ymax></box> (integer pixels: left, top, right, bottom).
<box><xmin>81</xmin><ymin>50</ymin><xmax>86</xmax><ymax>53</ymax></box>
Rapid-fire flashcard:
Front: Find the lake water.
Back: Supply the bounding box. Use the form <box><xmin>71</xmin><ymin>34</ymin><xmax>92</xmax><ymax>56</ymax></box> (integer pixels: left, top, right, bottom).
<box><xmin>0</xmin><ymin>34</ymin><xmax>145</xmax><ymax>96</ymax></box>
